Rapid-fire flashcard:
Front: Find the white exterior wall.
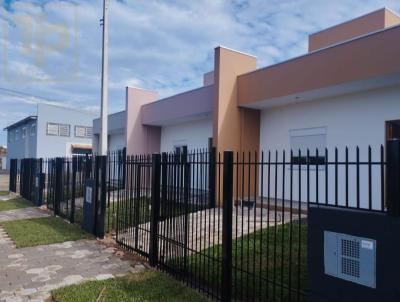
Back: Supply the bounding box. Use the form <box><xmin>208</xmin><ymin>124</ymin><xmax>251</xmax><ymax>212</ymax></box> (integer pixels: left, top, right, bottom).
<box><xmin>108</xmin><ymin>133</ymin><xmax>126</xmax><ymax>152</ymax></box>
<box><xmin>260</xmin><ymin>85</ymin><xmax>400</xmax><ymax>209</ymax></box>
<box><xmin>160</xmin><ymin>118</ymin><xmax>213</xmax><ymax>152</ymax></box>
<box><xmin>36</xmin><ymin>104</ymin><xmax>95</xmax><ymax>158</ymax></box>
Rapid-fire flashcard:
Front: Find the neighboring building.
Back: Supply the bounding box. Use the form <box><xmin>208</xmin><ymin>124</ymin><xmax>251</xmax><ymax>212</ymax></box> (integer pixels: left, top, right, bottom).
<box><xmin>95</xmin><ymin>8</ymin><xmax>400</xmax><ymax>208</ymax></box>
<box><xmin>0</xmin><ymin>146</ymin><xmax>7</xmax><ymax>170</ymax></box>
<box><xmin>4</xmin><ymin>103</ymin><xmax>95</xmax><ymax>167</ymax></box>
<box><xmin>93</xmin><ymin>110</ymin><xmax>126</xmax><ymax>153</ymax></box>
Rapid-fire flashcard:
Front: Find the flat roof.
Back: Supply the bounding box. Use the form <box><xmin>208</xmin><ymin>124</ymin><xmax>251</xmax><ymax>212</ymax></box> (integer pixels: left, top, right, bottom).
<box><xmin>237</xmin><ymin>22</ymin><xmax>400</xmax><ymax>106</ymax></box>
<box><xmin>3</xmin><ymin>116</ymin><xmax>37</xmax><ymax>131</ymax></box>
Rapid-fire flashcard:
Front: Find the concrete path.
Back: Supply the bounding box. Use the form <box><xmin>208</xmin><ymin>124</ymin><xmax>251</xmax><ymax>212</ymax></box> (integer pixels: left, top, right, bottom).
<box><xmin>118</xmin><ymin>206</ymin><xmax>307</xmax><ymax>259</ymax></box>
<box><xmin>0</xmin><ymin>227</ymin><xmax>143</xmax><ymax>302</ymax></box>
<box><xmin>0</xmin><ymin>208</ymin><xmax>50</xmax><ymax>223</ymax></box>
<box><xmin>0</xmin><ymin>175</ymin><xmax>9</xmax><ymax>192</ymax></box>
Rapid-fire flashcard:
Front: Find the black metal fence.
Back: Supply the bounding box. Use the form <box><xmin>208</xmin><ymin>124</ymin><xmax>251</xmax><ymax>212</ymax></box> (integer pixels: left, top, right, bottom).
<box><xmin>8</xmin><ymin>144</ymin><xmax>392</xmax><ymax>301</ymax></box>
<box><xmin>8</xmin><ymin>149</ymin><xmax>127</xmax><ymax>237</ymax></box>
<box><xmin>113</xmin><ymin>145</ymin><xmax>387</xmax><ymax>301</ymax></box>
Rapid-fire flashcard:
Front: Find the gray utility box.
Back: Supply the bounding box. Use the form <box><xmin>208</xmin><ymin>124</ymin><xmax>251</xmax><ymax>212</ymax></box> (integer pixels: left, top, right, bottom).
<box><xmin>83</xmin><ymin>179</ymin><xmax>95</xmax><ymax>235</ymax></box>
<box><xmin>308</xmin><ymin>205</ymin><xmax>400</xmax><ymax>302</ymax></box>
<box><xmin>324</xmin><ymin>231</ymin><xmax>376</xmax><ymax>288</ymax></box>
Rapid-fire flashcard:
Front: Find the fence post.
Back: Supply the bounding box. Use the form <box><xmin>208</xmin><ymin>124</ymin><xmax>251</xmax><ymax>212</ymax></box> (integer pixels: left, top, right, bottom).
<box><xmin>134</xmin><ymin>162</ymin><xmax>141</xmax><ymax>249</ymax></box>
<box><xmin>387</xmin><ymin>139</ymin><xmax>400</xmax><ymax>216</ymax></box>
<box><xmin>70</xmin><ymin>156</ymin><xmax>77</xmax><ymax>224</ymax></box>
<box><xmin>149</xmin><ymin>153</ymin><xmax>161</xmax><ymax>267</ymax></box>
<box><xmin>54</xmin><ymin>158</ymin><xmax>63</xmax><ymax>216</ymax></box>
<box><xmin>9</xmin><ymin>159</ymin><xmax>17</xmax><ymax>193</ymax></box>
<box><xmin>222</xmin><ymin>150</ymin><xmax>233</xmax><ymax>302</ymax></box>
<box><xmin>95</xmin><ymin>155</ymin><xmax>107</xmax><ymax>238</ymax></box>
<box><xmin>208</xmin><ymin>147</ymin><xmax>216</xmax><ymax>208</ymax></box>
<box><xmin>183</xmin><ymin>148</ymin><xmax>190</xmax><ymax>276</ymax></box>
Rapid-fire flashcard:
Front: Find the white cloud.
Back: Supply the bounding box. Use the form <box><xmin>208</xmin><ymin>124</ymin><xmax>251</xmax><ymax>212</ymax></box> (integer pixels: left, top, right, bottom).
<box><xmin>0</xmin><ymin>0</ymin><xmax>400</xmax><ymax>145</ymax></box>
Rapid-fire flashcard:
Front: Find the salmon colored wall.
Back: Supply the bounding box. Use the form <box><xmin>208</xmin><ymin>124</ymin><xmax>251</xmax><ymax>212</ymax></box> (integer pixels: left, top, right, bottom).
<box><xmin>125</xmin><ymin>87</ymin><xmax>160</xmax><ymax>155</ymax></box>
<box><xmin>308</xmin><ymin>9</ymin><xmax>388</xmax><ymax>52</ymax></box>
<box><xmin>385</xmin><ymin>9</ymin><xmax>400</xmax><ymax>27</ymax></box>
<box><xmin>213</xmin><ymin>47</ymin><xmax>257</xmax><ymax>153</ymax></box>
<box><xmin>213</xmin><ymin>47</ymin><xmax>259</xmax><ymax>205</ymax></box>
<box><xmin>238</xmin><ymin>24</ymin><xmax>400</xmax><ymax>107</ymax></box>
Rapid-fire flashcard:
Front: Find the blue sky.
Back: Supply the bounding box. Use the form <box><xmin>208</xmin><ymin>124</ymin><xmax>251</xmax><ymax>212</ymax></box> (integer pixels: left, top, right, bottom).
<box><xmin>0</xmin><ymin>0</ymin><xmax>400</xmax><ymax>147</ymax></box>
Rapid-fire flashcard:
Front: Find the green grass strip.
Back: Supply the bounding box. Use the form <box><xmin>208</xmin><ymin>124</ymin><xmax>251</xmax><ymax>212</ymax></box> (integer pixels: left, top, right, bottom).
<box><xmin>0</xmin><ymin>197</ymin><xmax>33</xmax><ymax>212</ymax></box>
<box><xmin>52</xmin><ymin>270</ymin><xmax>209</xmax><ymax>302</ymax></box>
<box><xmin>1</xmin><ymin>216</ymin><xmax>92</xmax><ymax>248</ymax></box>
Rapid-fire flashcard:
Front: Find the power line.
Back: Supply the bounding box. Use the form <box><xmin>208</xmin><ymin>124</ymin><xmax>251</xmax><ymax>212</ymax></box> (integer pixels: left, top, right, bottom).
<box><xmin>0</xmin><ymin>87</ymin><xmax>65</xmax><ymax>104</ymax></box>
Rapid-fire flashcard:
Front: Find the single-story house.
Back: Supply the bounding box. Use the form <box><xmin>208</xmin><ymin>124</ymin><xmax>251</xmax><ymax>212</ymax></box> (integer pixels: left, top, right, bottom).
<box><xmin>94</xmin><ymin>8</ymin><xmax>400</xmax><ymax>208</ymax></box>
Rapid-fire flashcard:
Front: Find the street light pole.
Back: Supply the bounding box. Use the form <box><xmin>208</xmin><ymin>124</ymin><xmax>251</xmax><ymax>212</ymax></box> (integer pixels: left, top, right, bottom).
<box><xmin>100</xmin><ymin>0</ymin><xmax>109</xmax><ymax>155</ymax></box>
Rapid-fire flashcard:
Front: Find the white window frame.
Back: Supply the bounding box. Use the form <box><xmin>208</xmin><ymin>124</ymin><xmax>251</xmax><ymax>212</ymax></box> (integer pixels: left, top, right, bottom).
<box><xmin>59</xmin><ymin>124</ymin><xmax>70</xmax><ymax>137</ymax></box>
<box><xmin>74</xmin><ymin>125</ymin><xmax>93</xmax><ymax>138</ymax></box>
<box><xmin>46</xmin><ymin>123</ymin><xmax>59</xmax><ymax>136</ymax></box>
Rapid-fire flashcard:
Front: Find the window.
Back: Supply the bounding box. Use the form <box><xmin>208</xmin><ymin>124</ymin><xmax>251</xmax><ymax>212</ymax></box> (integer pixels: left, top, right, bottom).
<box><xmin>47</xmin><ymin>123</ymin><xmax>59</xmax><ymax>136</ymax></box>
<box><xmin>22</xmin><ymin>127</ymin><xmax>26</xmax><ymax>139</ymax></box>
<box><xmin>8</xmin><ymin>131</ymin><xmax>12</xmax><ymax>143</ymax></box>
<box><xmin>75</xmin><ymin>126</ymin><xmax>93</xmax><ymax>138</ymax></box>
<box><xmin>46</xmin><ymin>123</ymin><xmax>70</xmax><ymax>137</ymax></box>
<box><xmin>15</xmin><ymin>129</ymin><xmax>19</xmax><ymax>141</ymax></box>
<box><xmin>59</xmin><ymin>124</ymin><xmax>70</xmax><ymax>137</ymax></box>
<box><xmin>290</xmin><ymin>127</ymin><xmax>327</xmax><ymax>165</ymax></box>
<box><xmin>31</xmin><ymin>123</ymin><xmax>36</xmax><ymax>136</ymax></box>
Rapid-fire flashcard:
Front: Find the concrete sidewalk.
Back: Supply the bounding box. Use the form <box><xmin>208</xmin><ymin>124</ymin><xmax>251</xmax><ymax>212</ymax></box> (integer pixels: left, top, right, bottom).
<box><xmin>0</xmin><ymin>228</ymin><xmax>143</xmax><ymax>302</ymax></box>
<box><xmin>0</xmin><ymin>208</ymin><xmax>50</xmax><ymax>223</ymax></box>
<box><xmin>0</xmin><ymin>200</ymin><xmax>143</xmax><ymax>301</ymax></box>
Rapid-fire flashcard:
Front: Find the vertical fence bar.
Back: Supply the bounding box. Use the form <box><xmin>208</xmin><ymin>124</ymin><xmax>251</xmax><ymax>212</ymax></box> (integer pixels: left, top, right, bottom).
<box><xmin>54</xmin><ymin>158</ymin><xmax>63</xmax><ymax>216</ymax></box>
<box><xmin>183</xmin><ymin>149</ymin><xmax>190</xmax><ymax>278</ymax></box>
<box><xmin>149</xmin><ymin>153</ymin><xmax>161</xmax><ymax>267</ymax></box>
<box><xmin>96</xmin><ymin>155</ymin><xmax>107</xmax><ymax>238</ymax></box>
<box><xmin>71</xmin><ymin>156</ymin><xmax>77</xmax><ymax>224</ymax></box>
<box><xmin>387</xmin><ymin>139</ymin><xmax>400</xmax><ymax>216</ymax></box>
<box><xmin>222</xmin><ymin>151</ymin><xmax>233</xmax><ymax>302</ymax></box>
<box><xmin>208</xmin><ymin>147</ymin><xmax>216</xmax><ymax>208</ymax></box>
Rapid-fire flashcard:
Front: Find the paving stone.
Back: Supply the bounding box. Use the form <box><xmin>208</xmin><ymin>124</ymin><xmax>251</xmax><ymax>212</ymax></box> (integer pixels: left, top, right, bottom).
<box><xmin>0</xmin><ymin>222</ymin><xmax>140</xmax><ymax>302</ymax></box>
<box><xmin>7</xmin><ymin>254</ymin><xmax>24</xmax><ymax>259</ymax></box>
<box><xmin>19</xmin><ymin>288</ymin><xmax>37</xmax><ymax>296</ymax></box>
<box><xmin>61</xmin><ymin>275</ymin><xmax>84</xmax><ymax>286</ymax></box>
<box><xmin>95</xmin><ymin>274</ymin><xmax>114</xmax><ymax>281</ymax></box>
<box><xmin>0</xmin><ymin>208</ymin><xmax>50</xmax><ymax>223</ymax></box>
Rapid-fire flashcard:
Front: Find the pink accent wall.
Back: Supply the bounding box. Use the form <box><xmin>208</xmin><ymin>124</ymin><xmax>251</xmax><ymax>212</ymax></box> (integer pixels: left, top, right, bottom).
<box><xmin>141</xmin><ymin>85</ymin><xmax>214</xmax><ymax>126</ymax></box>
<box><xmin>125</xmin><ymin>87</ymin><xmax>161</xmax><ymax>155</ymax></box>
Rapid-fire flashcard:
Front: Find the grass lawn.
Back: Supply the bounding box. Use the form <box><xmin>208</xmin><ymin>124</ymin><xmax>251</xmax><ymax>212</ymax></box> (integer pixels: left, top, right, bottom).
<box><xmin>186</xmin><ymin>222</ymin><xmax>307</xmax><ymax>301</ymax></box>
<box><xmin>0</xmin><ymin>197</ymin><xmax>33</xmax><ymax>212</ymax></box>
<box><xmin>0</xmin><ymin>191</ymin><xmax>9</xmax><ymax>196</ymax></box>
<box><xmin>1</xmin><ymin>216</ymin><xmax>92</xmax><ymax>248</ymax></box>
<box><xmin>51</xmin><ymin>270</ymin><xmax>209</xmax><ymax>302</ymax></box>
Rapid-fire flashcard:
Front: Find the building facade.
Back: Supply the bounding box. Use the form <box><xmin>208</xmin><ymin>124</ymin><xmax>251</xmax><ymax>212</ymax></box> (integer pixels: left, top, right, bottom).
<box><xmin>97</xmin><ymin>8</ymin><xmax>400</xmax><ymax>155</ymax></box>
<box><xmin>94</xmin><ymin>8</ymin><xmax>400</xmax><ymax>208</ymax></box>
<box><xmin>4</xmin><ymin>104</ymin><xmax>95</xmax><ymax>168</ymax></box>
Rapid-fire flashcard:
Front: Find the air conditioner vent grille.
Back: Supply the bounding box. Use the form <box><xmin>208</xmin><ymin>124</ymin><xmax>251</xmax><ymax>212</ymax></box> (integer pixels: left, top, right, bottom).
<box><xmin>341</xmin><ymin>239</ymin><xmax>360</xmax><ymax>259</ymax></box>
<box><xmin>341</xmin><ymin>257</ymin><xmax>360</xmax><ymax>278</ymax></box>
